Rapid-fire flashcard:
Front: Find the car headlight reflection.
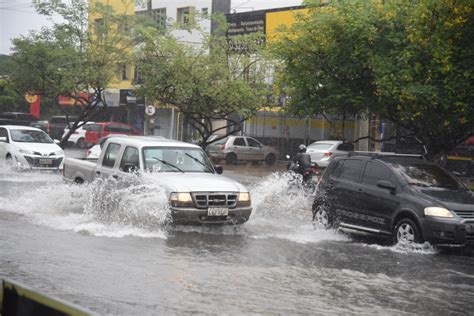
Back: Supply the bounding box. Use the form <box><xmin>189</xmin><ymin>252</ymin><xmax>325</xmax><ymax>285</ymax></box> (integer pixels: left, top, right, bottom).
<box><xmin>170</xmin><ymin>192</ymin><xmax>194</xmax><ymax>207</ymax></box>
<box><xmin>237</xmin><ymin>192</ymin><xmax>251</xmax><ymax>207</ymax></box>
<box><xmin>424</xmin><ymin>207</ymin><xmax>454</xmax><ymax>218</ymax></box>
<box><xmin>54</xmin><ymin>150</ymin><xmax>64</xmax><ymax>156</ymax></box>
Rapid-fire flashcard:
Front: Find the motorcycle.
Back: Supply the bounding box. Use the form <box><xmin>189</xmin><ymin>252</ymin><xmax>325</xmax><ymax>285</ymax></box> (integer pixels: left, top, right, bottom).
<box><xmin>285</xmin><ymin>155</ymin><xmax>319</xmax><ymax>195</ymax></box>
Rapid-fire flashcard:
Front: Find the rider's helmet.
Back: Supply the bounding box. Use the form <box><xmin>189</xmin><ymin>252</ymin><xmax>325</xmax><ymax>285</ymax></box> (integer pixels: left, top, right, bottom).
<box><xmin>298</xmin><ymin>144</ymin><xmax>307</xmax><ymax>153</ymax></box>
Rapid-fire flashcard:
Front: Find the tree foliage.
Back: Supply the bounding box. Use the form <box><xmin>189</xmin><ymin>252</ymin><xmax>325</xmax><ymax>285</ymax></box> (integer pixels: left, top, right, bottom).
<box><xmin>136</xmin><ymin>16</ymin><xmax>272</xmax><ymax>148</ymax></box>
<box><xmin>273</xmin><ymin>0</ymin><xmax>474</xmax><ymax>158</ymax></box>
<box><xmin>9</xmin><ymin>0</ymin><xmax>136</xmax><ymax>147</ymax></box>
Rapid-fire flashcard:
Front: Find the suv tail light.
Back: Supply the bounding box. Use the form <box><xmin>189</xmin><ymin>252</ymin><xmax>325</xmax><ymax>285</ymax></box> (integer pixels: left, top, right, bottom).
<box><xmin>324</xmin><ymin>152</ymin><xmax>333</xmax><ymax>158</ymax></box>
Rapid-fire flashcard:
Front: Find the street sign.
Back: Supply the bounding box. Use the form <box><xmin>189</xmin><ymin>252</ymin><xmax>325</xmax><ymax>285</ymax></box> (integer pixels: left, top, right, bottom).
<box><xmin>145</xmin><ymin>105</ymin><xmax>156</xmax><ymax>116</ymax></box>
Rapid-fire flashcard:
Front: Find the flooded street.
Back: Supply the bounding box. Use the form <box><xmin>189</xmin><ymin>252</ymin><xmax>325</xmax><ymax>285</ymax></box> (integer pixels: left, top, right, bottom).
<box><xmin>1</xmin><ymin>162</ymin><xmax>474</xmax><ymax>315</ymax></box>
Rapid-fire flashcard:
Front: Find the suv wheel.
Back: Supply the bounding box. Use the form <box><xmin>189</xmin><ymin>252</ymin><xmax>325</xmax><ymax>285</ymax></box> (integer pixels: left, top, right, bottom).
<box><xmin>312</xmin><ymin>204</ymin><xmax>332</xmax><ymax>229</ymax></box>
<box><xmin>226</xmin><ymin>153</ymin><xmax>237</xmax><ymax>165</ymax></box>
<box><xmin>394</xmin><ymin>218</ymin><xmax>422</xmax><ymax>244</ymax></box>
<box><xmin>265</xmin><ymin>153</ymin><xmax>276</xmax><ymax>165</ymax></box>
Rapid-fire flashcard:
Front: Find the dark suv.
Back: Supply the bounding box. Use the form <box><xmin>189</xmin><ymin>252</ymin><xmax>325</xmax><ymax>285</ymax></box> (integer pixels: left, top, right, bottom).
<box><xmin>48</xmin><ymin>116</ymin><xmax>78</xmax><ymax>140</ymax></box>
<box><xmin>313</xmin><ymin>153</ymin><xmax>474</xmax><ymax>246</ymax></box>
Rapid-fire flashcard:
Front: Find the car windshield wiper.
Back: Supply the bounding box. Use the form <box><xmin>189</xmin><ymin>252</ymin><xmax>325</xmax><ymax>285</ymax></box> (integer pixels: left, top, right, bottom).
<box><xmin>408</xmin><ymin>182</ymin><xmax>431</xmax><ymax>187</ymax></box>
<box><xmin>152</xmin><ymin>157</ymin><xmax>184</xmax><ymax>173</ymax></box>
<box><xmin>185</xmin><ymin>153</ymin><xmax>212</xmax><ymax>172</ymax></box>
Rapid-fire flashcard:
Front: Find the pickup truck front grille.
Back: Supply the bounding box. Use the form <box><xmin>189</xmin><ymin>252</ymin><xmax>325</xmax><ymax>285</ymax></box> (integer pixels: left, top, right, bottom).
<box><xmin>192</xmin><ymin>192</ymin><xmax>238</xmax><ymax>208</ymax></box>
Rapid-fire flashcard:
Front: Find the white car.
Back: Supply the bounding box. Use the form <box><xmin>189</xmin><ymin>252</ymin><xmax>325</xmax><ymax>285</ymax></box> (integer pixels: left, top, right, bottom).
<box><xmin>62</xmin><ymin>121</ymin><xmax>95</xmax><ymax>147</ymax></box>
<box><xmin>0</xmin><ymin>125</ymin><xmax>65</xmax><ymax>170</ymax></box>
<box><xmin>306</xmin><ymin>140</ymin><xmax>354</xmax><ymax>168</ymax></box>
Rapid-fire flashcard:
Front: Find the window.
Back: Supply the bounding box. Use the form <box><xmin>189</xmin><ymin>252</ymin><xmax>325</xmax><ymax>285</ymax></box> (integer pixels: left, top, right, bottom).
<box><xmin>233</xmin><ymin>138</ymin><xmax>246</xmax><ymax>146</ymax></box>
<box><xmin>336</xmin><ymin>143</ymin><xmax>354</xmax><ymax>151</ymax></box>
<box><xmin>338</xmin><ymin>159</ymin><xmax>363</xmax><ymax>182</ymax></box>
<box><xmin>117</xmin><ymin>64</ymin><xmax>130</xmax><ymax>80</ymax></box>
<box><xmin>102</xmin><ymin>143</ymin><xmax>121</xmax><ymax>168</ymax></box>
<box><xmin>94</xmin><ymin>18</ymin><xmax>104</xmax><ymax>36</ymax></box>
<box><xmin>0</xmin><ymin>128</ymin><xmax>8</xmax><ymax>142</ymax></box>
<box><xmin>362</xmin><ymin>161</ymin><xmax>394</xmax><ymax>187</ymax></box>
<box><xmin>105</xmin><ymin>124</ymin><xmax>123</xmax><ymax>133</ymax></box>
<box><xmin>151</xmin><ymin>8</ymin><xmax>166</xmax><ymax>29</ymax></box>
<box><xmin>177</xmin><ymin>7</ymin><xmax>195</xmax><ymax>25</ymax></box>
<box><xmin>88</xmin><ymin>124</ymin><xmax>102</xmax><ymax>132</ymax></box>
<box><xmin>247</xmin><ymin>138</ymin><xmax>261</xmax><ymax>148</ymax></box>
<box><xmin>120</xmin><ymin>125</ymin><xmax>133</xmax><ymax>134</ymax></box>
<box><xmin>329</xmin><ymin>160</ymin><xmax>344</xmax><ymax>178</ymax></box>
<box><xmin>201</xmin><ymin>7</ymin><xmax>208</xmax><ymax>17</ymax></box>
<box><xmin>120</xmin><ymin>146</ymin><xmax>140</xmax><ymax>171</ymax></box>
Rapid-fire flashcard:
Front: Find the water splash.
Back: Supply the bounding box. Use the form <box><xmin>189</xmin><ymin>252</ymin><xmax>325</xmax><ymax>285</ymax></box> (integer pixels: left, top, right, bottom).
<box><xmin>364</xmin><ymin>241</ymin><xmax>438</xmax><ymax>255</ymax></box>
<box><xmin>246</xmin><ymin>172</ymin><xmax>347</xmax><ymax>243</ymax></box>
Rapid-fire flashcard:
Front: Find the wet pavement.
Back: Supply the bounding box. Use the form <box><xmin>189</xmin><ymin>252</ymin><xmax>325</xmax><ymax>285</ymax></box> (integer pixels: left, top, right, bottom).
<box><xmin>0</xmin><ymin>152</ymin><xmax>473</xmax><ymax>315</ymax></box>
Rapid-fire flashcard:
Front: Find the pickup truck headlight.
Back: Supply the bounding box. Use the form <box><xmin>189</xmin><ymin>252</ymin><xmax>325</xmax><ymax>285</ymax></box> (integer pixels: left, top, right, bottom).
<box><xmin>236</xmin><ymin>192</ymin><xmax>251</xmax><ymax>207</ymax></box>
<box><xmin>53</xmin><ymin>150</ymin><xmax>64</xmax><ymax>156</ymax></box>
<box><xmin>424</xmin><ymin>207</ymin><xmax>454</xmax><ymax>218</ymax></box>
<box><xmin>170</xmin><ymin>192</ymin><xmax>194</xmax><ymax>207</ymax></box>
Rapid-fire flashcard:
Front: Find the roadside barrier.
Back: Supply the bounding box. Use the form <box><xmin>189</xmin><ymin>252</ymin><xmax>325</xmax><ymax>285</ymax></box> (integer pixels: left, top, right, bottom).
<box><xmin>1</xmin><ymin>279</ymin><xmax>91</xmax><ymax>315</ymax></box>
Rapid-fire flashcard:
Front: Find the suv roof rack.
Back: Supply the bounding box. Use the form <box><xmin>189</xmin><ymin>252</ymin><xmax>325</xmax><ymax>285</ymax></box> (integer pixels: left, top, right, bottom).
<box><xmin>347</xmin><ymin>151</ymin><xmax>425</xmax><ymax>159</ymax></box>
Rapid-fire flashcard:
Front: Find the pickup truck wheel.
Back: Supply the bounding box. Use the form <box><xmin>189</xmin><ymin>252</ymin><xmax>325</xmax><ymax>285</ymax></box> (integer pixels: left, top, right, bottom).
<box><xmin>74</xmin><ymin>177</ymin><xmax>84</xmax><ymax>184</ymax></box>
<box><xmin>265</xmin><ymin>153</ymin><xmax>276</xmax><ymax>165</ymax></box>
<box><xmin>5</xmin><ymin>154</ymin><xmax>12</xmax><ymax>166</ymax></box>
<box><xmin>394</xmin><ymin>218</ymin><xmax>422</xmax><ymax>244</ymax></box>
<box><xmin>226</xmin><ymin>153</ymin><xmax>237</xmax><ymax>165</ymax></box>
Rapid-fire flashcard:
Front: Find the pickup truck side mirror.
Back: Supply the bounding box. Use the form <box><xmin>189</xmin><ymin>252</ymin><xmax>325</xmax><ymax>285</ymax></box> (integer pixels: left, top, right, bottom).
<box><xmin>376</xmin><ymin>180</ymin><xmax>396</xmax><ymax>192</ymax></box>
<box><xmin>122</xmin><ymin>163</ymin><xmax>139</xmax><ymax>174</ymax></box>
<box><xmin>214</xmin><ymin>165</ymin><xmax>223</xmax><ymax>174</ymax></box>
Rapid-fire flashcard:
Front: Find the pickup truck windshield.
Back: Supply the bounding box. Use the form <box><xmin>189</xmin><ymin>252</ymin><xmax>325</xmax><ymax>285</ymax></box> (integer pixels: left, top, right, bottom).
<box><xmin>10</xmin><ymin>129</ymin><xmax>53</xmax><ymax>143</ymax></box>
<box><xmin>143</xmin><ymin>147</ymin><xmax>214</xmax><ymax>173</ymax></box>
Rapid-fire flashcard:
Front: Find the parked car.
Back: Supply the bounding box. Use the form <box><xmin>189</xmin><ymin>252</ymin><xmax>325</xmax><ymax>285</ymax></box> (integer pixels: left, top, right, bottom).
<box><xmin>62</xmin><ymin>121</ymin><xmax>95</xmax><ymax>147</ymax></box>
<box><xmin>48</xmin><ymin>116</ymin><xmax>78</xmax><ymax>140</ymax></box>
<box><xmin>29</xmin><ymin>120</ymin><xmax>49</xmax><ymax>133</ymax></box>
<box><xmin>312</xmin><ymin>153</ymin><xmax>474</xmax><ymax>246</ymax></box>
<box><xmin>206</xmin><ymin>136</ymin><xmax>278</xmax><ymax>165</ymax></box>
<box><xmin>306</xmin><ymin>140</ymin><xmax>354</xmax><ymax>168</ymax></box>
<box><xmin>64</xmin><ymin>136</ymin><xmax>252</xmax><ymax>225</ymax></box>
<box><xmin>0</xmin><ymin>125</ymin><xmax>65</xmax><ymax>170</ymax></box>
<box><xmin>0</xmin><ymin>112</ymin><xmax>38</xmax><ymax>126</ymax></box>
<box><xmin>84</xmin><ymin>122</ymin><xmax>142</xmax><ymax>146</ymax></box>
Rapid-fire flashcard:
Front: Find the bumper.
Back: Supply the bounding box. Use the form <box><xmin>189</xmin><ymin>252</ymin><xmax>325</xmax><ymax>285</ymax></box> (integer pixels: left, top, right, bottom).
<box><xmin>423</xmin><ymin>218</ymin><xmax>474</xmax><ymax>245</ymax></box>
<box><xmin>207</xmin><ymin>151</ymin><xmax>226</xmax><ymax>161</ymax></box>
<box><xmin>312</xmin><ymin>157</ymin><xmax>331</xmax><ymax>168</ymax></box>
<box><xmin>170</xmin><ymin>207</ymin><xmax>252</xmax><ymax>225</ymax></box>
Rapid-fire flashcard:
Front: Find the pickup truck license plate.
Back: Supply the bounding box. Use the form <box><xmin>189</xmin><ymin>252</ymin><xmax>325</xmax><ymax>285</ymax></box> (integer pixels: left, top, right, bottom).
<box><xmin>207</xmin><ymin>208</ymin><xmax>228</xmax><ymax>216</ymax></box>
<box><xmin>39</xmin><ymin>158</ymin><xmax>53</xmax><ymax>165</ymax></box>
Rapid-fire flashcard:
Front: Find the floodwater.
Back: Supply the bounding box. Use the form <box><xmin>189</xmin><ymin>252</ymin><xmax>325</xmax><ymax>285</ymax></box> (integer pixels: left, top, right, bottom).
<box><xmin>0</xmin><ymin>165</ymin><xmax>473</xmax><ymax>315</ymax></box>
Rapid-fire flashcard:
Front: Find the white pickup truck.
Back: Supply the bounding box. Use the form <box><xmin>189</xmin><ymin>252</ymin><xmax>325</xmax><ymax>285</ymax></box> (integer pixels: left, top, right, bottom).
<box><xmin>63</xmin><ymin>136</ymin><xmax>252</xmax><ymax>225</ymax></box>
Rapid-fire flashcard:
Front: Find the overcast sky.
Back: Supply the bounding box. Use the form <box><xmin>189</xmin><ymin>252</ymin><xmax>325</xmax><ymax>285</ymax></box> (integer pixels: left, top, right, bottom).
<box><xmin>0</xmin><ymin>0</ymin><xmax>303</xmax><ymax>55</ymax></box>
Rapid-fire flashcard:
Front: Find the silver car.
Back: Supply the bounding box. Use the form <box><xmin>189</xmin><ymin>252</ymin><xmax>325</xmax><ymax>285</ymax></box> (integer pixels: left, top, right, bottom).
<box><xmin>306</xmin><ymin>140</ymin><xmax>353</xmax><ymax>168</ymax></box>
<box><xmin>206</xmin><ymin>136</ymin><xmax>278</xmax><ymax>165</ymax></box>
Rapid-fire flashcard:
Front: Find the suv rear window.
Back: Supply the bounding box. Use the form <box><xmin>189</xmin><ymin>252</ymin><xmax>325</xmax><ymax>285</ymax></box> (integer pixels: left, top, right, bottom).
<box><xmin>338</xmin><ymin>159</ymin><xmax>363</xmax><ymax>182</ymax></box>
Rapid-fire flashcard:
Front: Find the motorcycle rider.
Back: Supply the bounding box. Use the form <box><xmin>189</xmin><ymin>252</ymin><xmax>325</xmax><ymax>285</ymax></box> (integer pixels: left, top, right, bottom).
<box><xmin>288</xmin><ymin>144</ymin><xmax>313</xmax><ymax>183</ymax></box>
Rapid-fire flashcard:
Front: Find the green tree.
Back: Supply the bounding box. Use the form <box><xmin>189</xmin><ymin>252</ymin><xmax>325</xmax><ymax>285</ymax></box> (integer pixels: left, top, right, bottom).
<box><xmin>273</xmin><ymin>0</ymin><xmax>474</xmax><ymax>159</ymax></box>
<box><xmin>9</xmin><ymin>0</ymin><xmax>136</xmax><ymax>147</ymax></box>
<box><xmin>136</xmin><ymin>16</ymin><xmax>272</xmax><ymax>148</ymax></box>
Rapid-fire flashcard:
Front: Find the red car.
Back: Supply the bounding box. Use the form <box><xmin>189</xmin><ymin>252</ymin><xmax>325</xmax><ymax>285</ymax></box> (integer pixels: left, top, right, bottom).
<box><xmin>84</xmin><ymin>122</ymin><xmax>142</xmax><ymax>146</ymax></box>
